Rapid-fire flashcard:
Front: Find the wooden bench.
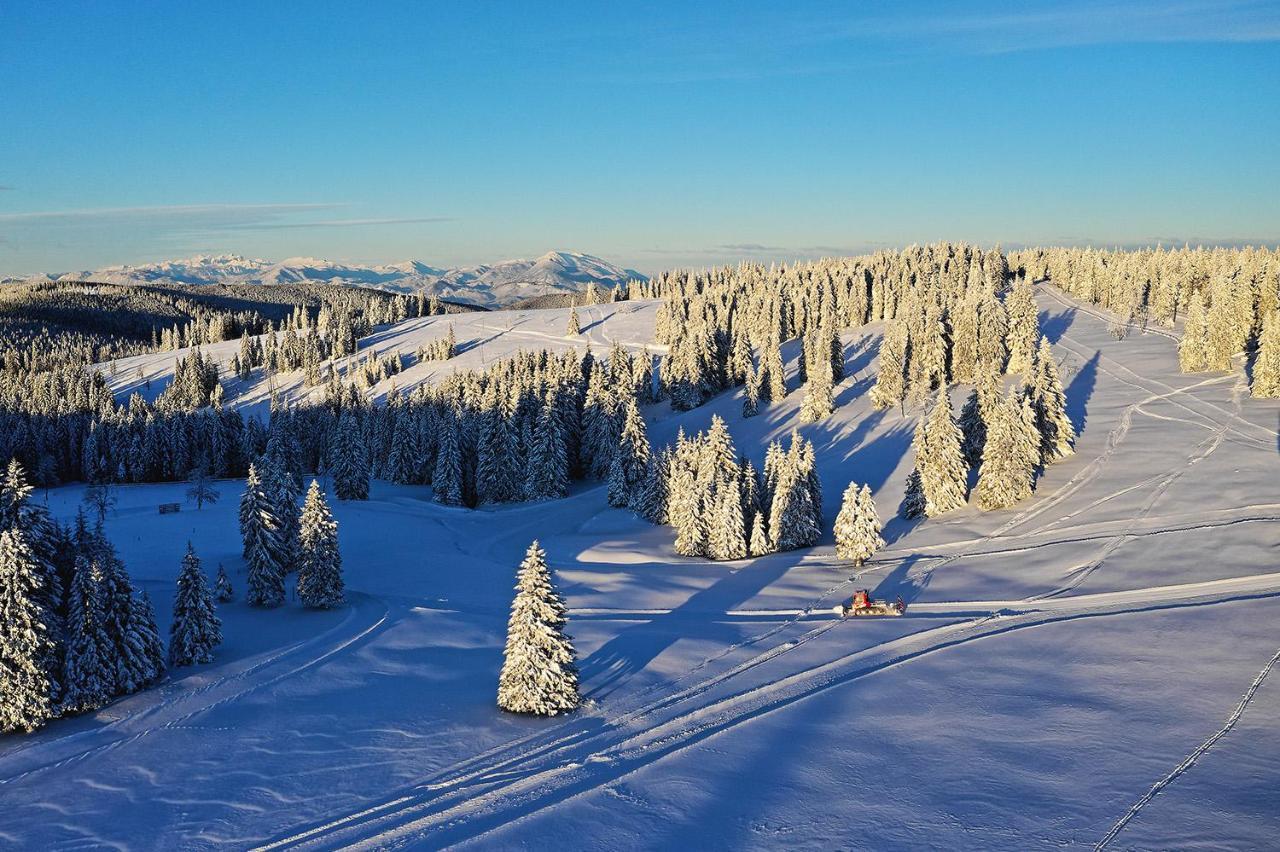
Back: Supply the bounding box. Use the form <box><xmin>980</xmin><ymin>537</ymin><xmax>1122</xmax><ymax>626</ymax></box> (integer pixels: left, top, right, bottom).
<box><xmin>158</xmin><ymin>503</ymin><xmax>181</xmax><ymax>515</ymax></box>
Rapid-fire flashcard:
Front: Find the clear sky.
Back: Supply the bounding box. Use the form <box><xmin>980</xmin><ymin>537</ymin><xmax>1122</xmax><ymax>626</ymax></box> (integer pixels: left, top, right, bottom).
<box><xmin>2</xmin><ymin>1</ymin><xmax>1278</xmax><ymax>275</ymax></box>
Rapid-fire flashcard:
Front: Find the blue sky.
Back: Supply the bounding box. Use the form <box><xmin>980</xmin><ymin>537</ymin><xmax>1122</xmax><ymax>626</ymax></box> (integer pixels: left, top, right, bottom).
<box><xmin>2</xmin><ymin>1</ymin><xmax>1278</xmax><ymax>275</ymax></box>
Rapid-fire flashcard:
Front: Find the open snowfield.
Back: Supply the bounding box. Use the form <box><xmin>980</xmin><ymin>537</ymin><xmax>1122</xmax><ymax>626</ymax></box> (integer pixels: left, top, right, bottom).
<box><xmin>5</xmin><ymin>285</ymin><xmax>1280</xmax><ymax>850</ymax></box>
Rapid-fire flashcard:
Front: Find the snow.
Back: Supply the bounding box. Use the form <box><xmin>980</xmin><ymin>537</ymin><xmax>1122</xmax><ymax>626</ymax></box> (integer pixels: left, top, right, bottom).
<box><xmin>3</xmin><ymin>284</ymin><xmax>1280</xmax><ymax>848</ymax></box>
<box><xmin>13</xmin><ymin>250</ymin><xmax>644</xmax><ymax>308</ymax></box>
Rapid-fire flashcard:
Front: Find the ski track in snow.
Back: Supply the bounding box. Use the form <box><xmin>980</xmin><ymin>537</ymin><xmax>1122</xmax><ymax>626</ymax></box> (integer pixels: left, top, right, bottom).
<box><xmin>1094</xmin><ymin>644</ymin><xmax>1280</xmax><ymax>850</ymax></box>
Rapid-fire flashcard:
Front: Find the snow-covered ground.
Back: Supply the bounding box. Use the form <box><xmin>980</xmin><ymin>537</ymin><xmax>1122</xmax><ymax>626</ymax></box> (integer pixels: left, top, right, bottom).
<box><xmin>5</xmin><ymin>285</ymin><xmax>1280</xmax><ymax>849</ymax></box>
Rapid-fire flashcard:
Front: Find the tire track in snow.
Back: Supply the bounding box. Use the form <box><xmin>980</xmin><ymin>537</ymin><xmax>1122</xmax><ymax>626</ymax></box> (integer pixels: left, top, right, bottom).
<box><xmin>0</xmin><ymin>594</ymin><xmax>392</xmax><ymax>787</ymax></box>
<box><xmin>262</xmin><ymin>577</ymin><xmax>1280</xmax><ymax>850</ymax></box>
<box><xmin>1094</xmin><ymin>644</ymin><xmax>1280</xmax><ymax>850</ymax></box>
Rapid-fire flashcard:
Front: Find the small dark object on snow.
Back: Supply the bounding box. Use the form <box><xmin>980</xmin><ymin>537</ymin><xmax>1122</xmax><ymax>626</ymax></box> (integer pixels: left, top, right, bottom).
<box><xmin>159</xmin><ymin>502</ymin><xmax>181</xmax><ymax>514</ymax></box>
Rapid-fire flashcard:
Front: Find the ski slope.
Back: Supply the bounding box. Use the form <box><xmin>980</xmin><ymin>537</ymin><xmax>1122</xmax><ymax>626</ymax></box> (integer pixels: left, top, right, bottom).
<box><xmin>4</xmin><ymin>285</ymin><xmax>1280</xmax><ymax>850</ymax></box>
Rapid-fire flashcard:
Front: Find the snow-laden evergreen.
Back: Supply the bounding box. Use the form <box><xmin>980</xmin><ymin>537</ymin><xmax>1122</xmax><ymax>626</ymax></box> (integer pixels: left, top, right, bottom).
<box><xmin>1179</xmin><ymin>291</ymin><xmax>1210</xmax><ymax>373</ymax></box>
<box><xmin>833</xmin><ymin>483</ymin><xmax>883</xmax><ymax>568</ymax></box>
<box><xmin>911</xmin><ymin>388</ymin><xmax>968</xmax><ymax>516</ymax></box>
<box><xmin>606</xmin><ymin>397</ymin><xmax>650</xmax><ymax>509</ymax></box>
<box><xmin>976</xmin><ymin>390</ymin><xmax>1040</xmax><ymax>510</ymax></box>
<box><xmin>329</xmin><ymin>411</ymin><xmax>370</xmax><ymax>500</ymax></box>
<box><xmin>241</xmin><ymin>464</ymin><xmax>286</xmax><ymax>608</ymax></box>
<box><xmin>296</xmin><ymin>481</ymin><xmax>344</xmax><ymax>609</ymax></box>
<box><xmin>869</xmin><ymin>320</ymin><xmax>907</xmax><ymax>410</ymax></box>
<box><xmin>0</xmin><ymin>528</ymin><xmax>60</xmax><ymax>733</ymax></box>
<box><xmin>497</xmin><ymin>541</ymin><xmax>579</xmax><ymax>716</ymax></box>
<box><xmin>61</xmin><ymin>557</ymin><xmax>113</xmax><ymax>714</ymax></box>
<box><xmin>169</xmin><ymin>543</ymin><xmax>222</xmax><ymax>667</ymax></box>
<box><xmin>215</xmin><ymin>564</ymin><xmax>234</xmax><ymax>602</ymax></box>
<box><xmin>1251</xmin><ymin>311</ymin><xmax>1280</xmax><ymax>397</ymax></box>
<box><xmin>1027</xmin><ymin>336</ymin><xmax>1075</xmax><ymax>463</ymax></box>
<box><xmin>799</xmin><ymin>349</ymin><xmax>836</xmax><ymax>423</ymax></box>
<box><xmin>1004</xmin><ymin>276</ymin><xmax>1040</xmax><ymax>375</ymax></box>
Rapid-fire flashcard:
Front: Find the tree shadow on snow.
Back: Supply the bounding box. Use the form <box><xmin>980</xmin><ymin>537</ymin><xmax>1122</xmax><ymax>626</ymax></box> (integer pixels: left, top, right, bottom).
<box><xmin>1039</xmin><ymin>307</ymin><xmax>1076</xmax><ymax>345</ymax></box>
<box><xmin>1065</xmin><ymin>350</ymin><xmax>1101</xmax><ymax>436</ymax></box>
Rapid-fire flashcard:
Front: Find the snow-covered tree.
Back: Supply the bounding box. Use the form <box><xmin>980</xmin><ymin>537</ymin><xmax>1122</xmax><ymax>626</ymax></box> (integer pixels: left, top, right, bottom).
<box><xmin>669</xmin><ymin>465</ymin><xmax>706</xmax><ymax>557</ymax></box>
<box><xmin>799</xmin><ymin>350</ymin><xmax>835</xmax><ymax>423</ymax></box>
<box><xmin>296</xmin><ymin>481</ymin><xmax>344</xmax><ymax>609</ymax></box>
<box><xmin>329</xmin><ymin>411</ymin><xmax>370</xmax><ymax>500</ymax></box>
<box><xmin>497</xmin><ymin>541</ymin><xmax>579</xmax><ymax>716</ymax></box>
<box><xmin>241</xmin><ymin>466</ymin><xmax>286</xmax><ymax>608</ymax></box>
<box><xmin>0</xmin><ymin>528</ymin><xmax>60</xmax><ymax>732</ymax></box>
<box><xmin>976</xmin><ymin>390</ymin><xmax>1039</xmax><ymax>510</ymax></box>
<box><xmin>215</xmin><ymin>563</ymin><xmax>234</xmax><ymax>602</ymax></box>
<box><xmin>1252</xmin><ymin>311</ymin><xmax>1280</xmax><ymax>397</ymax></box>
<box><xmin>128</xmin><ymin>592</ymin><xmax>165</xmax><ymax>688</ymax></box>
<box><xmin>432</xmin><ymin>407</ymin><xmax>465</xmax><ymax>506</ymax></box>
<box><xmin>1179</xmin><ymin>291</ymin><xmax>1210</xmax><ymax>373</ymax></box>
<box><xmin>833</xmin><ymin>483</ymin><xmax>883</xmax><ymax>568</ymax></box>
<box><xmin>527</xmin><ymin>395</ymin><xmax>569</xmax><ymax>500</ymax></box>
<box><xmin>565</xmin><ymin>305</ymin><xmax>581</xmax><ymax>336</ymax></box>
<box><xmin>900</xmin><ymin>467</ymin><xmax>927</xmax><ymax>519</ymax></box>
<box><xmin>185</xmin><ymin>464</ymin><xmax>220</xmax><ymax>510</ymax></box>
<box><xmin>1027</xmin><ymin>336</ymin><xmax>1075</xmax><ymax>462</ymax></box>
<box><xmin>1004</xmin><ymin>277</ymin><xmax>1040</xmax><ymax>375</ymax></box>
<box><xmin>768</xmin><ymin>432</ymin><xmax>822</xmax><ymax>551</ymax></box>
<box><xmin>606</xmin><ymin>398</ymin><xmax>650</xmax><ymax>508</ymax></box>
<box><xmin>709</xmin><ymin>484</ymin><xmax>748</xmax><ymax>561</ymax></box>
<box><xmin>169</xmin><ymin>543</ymin><xmax>222</xmax><ymax>667</ymax></box>
<box><xmin>61</xmin><ymin>558</ymin><xmax>112</xmax><ymax>714</ymax></box>
<box><xmin>870</xmin><ymin>321</ymin><xmax>908</xmax><ymax>410</ymax></box>
<box><xmin>748</xmin><ymin>510</ymin><xmax>773</xmax><ymax>556</ymax></box>
<box><xmin>911</xmin><ymin>388</ymin><xmax>968</xmax><ymax>516</ymax></box>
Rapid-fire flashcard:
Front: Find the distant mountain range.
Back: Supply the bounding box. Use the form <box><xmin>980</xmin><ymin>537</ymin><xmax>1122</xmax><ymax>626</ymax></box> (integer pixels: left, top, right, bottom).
<box><xmin>5</xmin><ymin>251</ymin><xmax>646</xmax><ymax>308</ymax></box>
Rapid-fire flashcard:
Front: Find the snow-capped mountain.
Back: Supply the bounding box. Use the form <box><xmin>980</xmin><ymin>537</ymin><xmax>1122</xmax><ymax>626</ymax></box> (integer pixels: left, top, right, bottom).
<box><xmin>17</xmin><ymin>251</ymin><xmax>645</xmax><ymax>308</ymax></box>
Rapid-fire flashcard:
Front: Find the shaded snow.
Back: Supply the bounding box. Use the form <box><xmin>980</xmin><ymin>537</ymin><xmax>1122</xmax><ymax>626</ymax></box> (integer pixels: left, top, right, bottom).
<box><xmin>3</xmin><ymin>285</ymin><xmax>1279</xmax><ymax>849</ymax></box>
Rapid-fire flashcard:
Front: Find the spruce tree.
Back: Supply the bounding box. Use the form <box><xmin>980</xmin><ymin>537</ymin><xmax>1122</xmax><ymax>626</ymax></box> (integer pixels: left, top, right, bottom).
<box><xmin>566</xmin><ymin>305</ymin><xmax>581</xmax><ymax>336</ymax></box>
<box><xmin>606</xmin><ymin>398</ymin><xmax>651</xmax><ymax>508</ymax></box>
<box><xmin>870</xmin><ymin>321</ymin><xmax>908</xmax><ymax>410</ymax></box>
<box><xmin>709</xmin><ymin>483</ymin><xmax>748</xmax><ymax>561</ymax></box>
<box><xmin>748</xmin><ymin>510</ymin><xmax>773</xmax><ymax>556</ymax></box>
<box><xmin>768</xmin><ymin>433</ymin><xmax>822</xmax><ymax>551</ymax></box>
<box><xmin>1004</xmin><ymin>277</ymin><xmax>1040</xmax><ymax>375</ymax></box>
<box><xmin>169</xmin><ymin>543</ymin><xmax>222</xmax><ymax>667</ymax></box>
<box><xmin>0</xmin><ymin>528</ymin><xmax>60</xmax><ymax>732</ymax></box>
<box><xmin>129</xmin><ymin>592</ymin><xmax>166</xmax><ymax>688</ymax></box>
<box><xmin>1027</xmin><ymin>336</ymin><xmax>1076</xmax><ymax>462</ymax></box>
<box><xmin>976</xmin><ymin>391</ymin><xmax>1039</xmax><ymax>510</ymax></box>
<box><xmin>1179</xmin><ymin>291</ymin><xmax>1209</xmax><ymax>373</ymax></box>
<box><xmin>242</xmin><ymin>469</ymin><xmax>286</xmax><ymax>608</ymax></box>
<box><xmin>670</xmin><ymin>464</ymin><xmax>706</xmax><ymax>557</ymax></box>
<box><xmin>215</xmin><ymin>563</ymin><xmax>234</xmax><ymax>602</ymax></box>
<box><xmin>432</xmin><ymin>407</ymin><xmax>465</xmax><ymax>506</ymax></box>
<box><xmin>62</xmin><ymin>558</ymin><xmax>113</xmax><ymax>714</ymax></box>
<box><xmin>635</xmin><ymin>450</ymin><xmax>669</xmax><ymax>524</ymax></box>
<box><xmin>527</xmin><ymin>397</ymin><xmax>569</xmax><ymax>500</ymax></box>
<box><xmin>912</xmin><ymin>388</ymin><xmax>968</xmax><ymax>516</ymax></box>
<box><xmin>330</xmin><ymin>412</ymin><xmax>370</xmax><ymax>500</ymax></box>
<box><xmin>834</xmin><ymin>483</ymin><xmax>884</xmax><ymax>568</ymax></box>
<box><xmin>497</xmin><ymin>541</ymin><xmax>579</xmax><ymax>716</ymax></box>
<box><xmin>1252</xmin><ymin>311</ymin><xmax>1280</xmax><ymax>397</ymax></box>
<box><xmin>900</xmin><ymin>468</ymin><xmax>926</xmax><ymax>519</ymax></box>
<box><xmin>799</xmin><ymin>352</ymin><xmax>835</xmax><ymax>423</ymax></box>
<box><xmin>297</xmin><ymin>481</ymin><xmax>345</xmax><ymax>609</ymax></box>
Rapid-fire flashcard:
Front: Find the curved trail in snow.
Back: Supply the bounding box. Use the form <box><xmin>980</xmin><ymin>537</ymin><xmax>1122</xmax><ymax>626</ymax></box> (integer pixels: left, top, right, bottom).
<box><xmin>0</xmin><ymin>594</ymin><xmax>392</xmax><ymax>787</ymax></box>
<box><xmin>259</xmin><ymin>572</ymin><xmax>1280</xmax><ymax>850</ymax></box>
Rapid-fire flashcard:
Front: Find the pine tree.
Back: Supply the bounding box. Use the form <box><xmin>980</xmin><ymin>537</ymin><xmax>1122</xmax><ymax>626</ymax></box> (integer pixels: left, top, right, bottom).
<box><xmin>242</xmin><ymin>468</ymin><xmax>286</xmax><ymax>608</ymax></box>
<box><xmin>769</xmin><ymin>433</ymin><xmax>822</xmax><ymax>551</ymax></box>
<box><xmin>748</xmin><ymin>510</ymin><xmax>773</xmax><ymax>556</ymax></box>
<box><xmin>433</xmin><ymin>407</ymin><xmax>465</xmax><ymax>506</ymax></box>
<box><xmin>607</xmin><ymin>398</ymin><xmax>651</xmax><ymax>508</ymax></box>
<box><xmin>566</xmin><ymin>305</ymin><xmax>581</xmax><ymax>336</ymax></box>
<box><xmin>912</xmin><ymin>388</ymin><xmax>968</xmax><ymax>516</ymax></box>
<box><xmin>1179</xmin><ymin>291</ymin><xmax>1209</xmax><ymax>373</ymax></box>
<box><xmin>497</xmin><ymin>541</ymin><xmax>579</xmax><ymax>716</ymax></box>
<box><xmin>0</xmin><ymin>528</ymin><xmax>60</xmax><ymax>732</ymax></box>
<box><xmin>527</xmin><ymin>397</ymin><xmax>569</xmax><ymax>500</ymax></box>
<box><xmin>635</xmin><ymin>450</ymin><xmax>669</xmax><ymax>524</ymax></box>
<box><xmin>62</xmin><ymin>558</ymin><xmax>113</xmax><ymax>714</ymax></box>
<box><xmin>834</xmin><ymin>483</ymin><xmax>884</xmax><ymax>567</ymax></box>
<box><xmin>709</xmin><ymin>483</ymin><xmax>748</xmax><ymax>561</ymax></box>
<box><xmin>669</xmin><ymin>464</ymin><xmax>706</xmax><ymax>557</ymax></box>
<box><xmin>870</xmin><ymin>321</ymin><xmax>908</xmax><ymax>410</ymax></box>
<box><xmin>799</xmin><ymin>351</ymin><xmax>835</xmax><ymax>423</ymax></box>
<box><xmin>129</xmin><ymin>592</ymin><xmax>166</xmax><ymax>688</ymax></box>
<box><xmin>215</xmin><ymin>563</ymin><xmax>234</xmax><ymax>602</ymax></box>
<box><xmin>1252</xmin><ymin>311</ymin><xmax>1280</xmax><ymax>397</ymax></box>
<box><xmin>976</xmin><ymin>391</ymin><xmax>1039</xmax><ymax>510</ymax></box>
<box><xmin>1027</xmin><ymin>336</ymin><xmax>1076</xmax><ymax>462</ymax></box>
<box><xmin>1004</xmin><ymin>277</ymin><xmax>1040</xmax><ymax>375</ymax></box>
<box><xmin>900</xmin><ymin>468</ymin><xmax>926</xmax><ymax>519</ymax></box>
<box><xmin>330</xmin><ymin>412</ymin><xmax>370</xmax><ymax>500</ymax></box>
<box><xmin>297</xmin><ymin>481</ymin><xmax>345</xmax><ymax>609</ymax></box>
<box><xmin>169</xmin><ymin>543</ymin><xmax>222</xmax><ymax>667</ymax></box>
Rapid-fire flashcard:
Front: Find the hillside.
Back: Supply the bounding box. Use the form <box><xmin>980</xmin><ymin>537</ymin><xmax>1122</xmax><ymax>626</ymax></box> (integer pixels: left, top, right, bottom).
<box><xmin>8</xmin><ymin>250</ymin><xmax>646</xmax><ymax>309</ymax></box>
<box><xmin>5</xmin><ymin>282</ymin><xmax>1278</xmax><ymax>848</ymax></box>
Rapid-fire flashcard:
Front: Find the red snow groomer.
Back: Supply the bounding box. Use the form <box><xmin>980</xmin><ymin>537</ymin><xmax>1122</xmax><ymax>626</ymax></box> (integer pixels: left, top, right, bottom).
<box><xmin>834</xmin><ymin>589</ymin><xmax>905</xmax><ymax>618</ymax></box>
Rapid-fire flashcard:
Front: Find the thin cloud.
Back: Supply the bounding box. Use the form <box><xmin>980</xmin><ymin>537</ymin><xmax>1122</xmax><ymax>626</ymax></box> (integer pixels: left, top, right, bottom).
<box><xmin>0</xmin><ymin>202</ymin><xmax>340</xmax><ymax>223</ymax></box>
<box><xmin>217</xmin><ymin>216</ymin><xmax>454</xmax><ymax>231</ymax></box>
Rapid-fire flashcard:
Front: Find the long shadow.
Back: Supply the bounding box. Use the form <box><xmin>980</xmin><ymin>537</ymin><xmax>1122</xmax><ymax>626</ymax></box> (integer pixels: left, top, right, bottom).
<box><xmin>577</xmin><ymin>548</ymin><xmax>808</xmax><ymax>702</ymax></box>
<box><xmin>871</xmin><ymin>553</ymin><xmax>928</xmax><ymax>603</ymax></box>
<box><xmin>1039</xmin><ymin>307</ymin><xmax>1076</xmax><ymax>344</ymax></box>
<box><xmin>1065</xmin><ymin>350</ymin><xmax>1101</xmax><ymax>436</ymax></box>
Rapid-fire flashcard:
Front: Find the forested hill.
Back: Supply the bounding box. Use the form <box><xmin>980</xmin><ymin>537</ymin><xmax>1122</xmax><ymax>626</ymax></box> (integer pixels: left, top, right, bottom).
<box><xmin>0</xmin><ymin>279</ymin><xmax>485</xmax><ymax>368</ymax></box>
